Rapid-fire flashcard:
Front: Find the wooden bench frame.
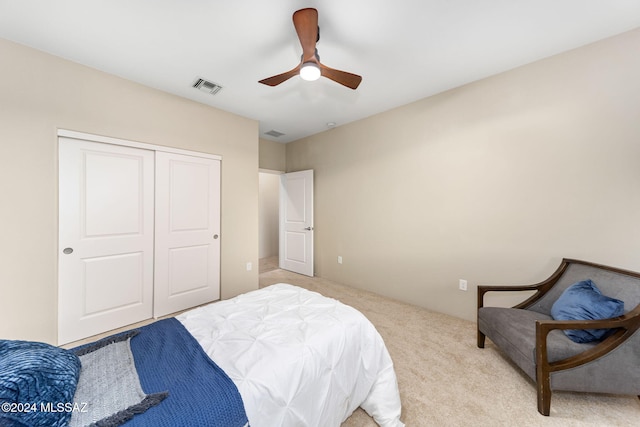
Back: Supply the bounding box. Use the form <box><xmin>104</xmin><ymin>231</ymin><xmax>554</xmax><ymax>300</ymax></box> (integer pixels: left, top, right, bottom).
<box><xmin>477</xmin><ymin>258</ymin><xmax>640</xmax><ymax>415</ymax></box>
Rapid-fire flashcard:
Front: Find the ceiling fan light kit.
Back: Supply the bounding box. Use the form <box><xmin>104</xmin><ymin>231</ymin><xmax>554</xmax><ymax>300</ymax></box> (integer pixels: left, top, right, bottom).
<box><xmin>259</xmin><ymin>8</ymin><xmax>362</xmax><ymax>90</ymax></box>
<box><xmin>300</xmin><ymin>62</ymin><xmax>321</xmax><ymax>81</ymax></box>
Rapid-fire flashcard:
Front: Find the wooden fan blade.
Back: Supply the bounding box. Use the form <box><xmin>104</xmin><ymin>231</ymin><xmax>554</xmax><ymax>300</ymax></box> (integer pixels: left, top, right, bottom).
<box><xmin>258</xmin><ymin>64</ymin><xmax>302</xmax><ymax>87</ymax></box>
<box><xmin>319</xmin><ymin>63</ymin><xmax>362</xmax><ymax>90</ymax></box>
<box><xmin>293</xmin><ymin>8</ymin><xmax>318</xmax><ymax>61</ymax></box>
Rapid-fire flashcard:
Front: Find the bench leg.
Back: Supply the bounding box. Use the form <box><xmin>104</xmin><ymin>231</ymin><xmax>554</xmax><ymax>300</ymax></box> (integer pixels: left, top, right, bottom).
<box><xmin>537</xmin><ymin>374</ymin><xmax>551</xmax><ymax>416</ymax></box>
<box><xmin>477</xmin><ymin>330</ymin><xmax>486</xmax><ymax>348</ymax></box>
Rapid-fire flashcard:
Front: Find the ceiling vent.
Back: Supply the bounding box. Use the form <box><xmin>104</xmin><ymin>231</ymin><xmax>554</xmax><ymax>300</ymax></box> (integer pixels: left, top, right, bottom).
<box><xmin>192</xmin><ymin>77</ymin><xmax>223</xmax><ymax>95</ymax></box>
<box><xmin>265</xmin><ymin>130</ymin><xmax>285</xmax><ymax>138</ymax></box>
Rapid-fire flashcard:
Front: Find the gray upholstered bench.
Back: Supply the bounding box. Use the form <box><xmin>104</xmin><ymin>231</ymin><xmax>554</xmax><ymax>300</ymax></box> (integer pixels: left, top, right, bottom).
<box><xmin>477</xmin><ymin>258</ymin><xmax>640</xmax><ymax>415</ymax></box>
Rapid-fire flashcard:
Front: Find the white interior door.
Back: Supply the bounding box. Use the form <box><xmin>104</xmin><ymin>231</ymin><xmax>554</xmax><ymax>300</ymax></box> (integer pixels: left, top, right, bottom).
<box><xmin>279</xmin><ymin>170</ymin><xmax>314</xmax><ymax>276</ymax></box>
<box><xmin>154</xmin><ymin>152</ymin><xmax>221</xmax><ymax>317</ymax></box>
<box><xmin>58</xmin><ymin>138</ymin><xmax>154</xmax><ymax>345</ymax></box>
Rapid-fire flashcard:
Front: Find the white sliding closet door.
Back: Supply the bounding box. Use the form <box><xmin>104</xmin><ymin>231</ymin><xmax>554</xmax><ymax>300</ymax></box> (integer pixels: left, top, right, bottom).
<box><xmin>58</xmin><ymin>131</ymin><xmax>222</xmax><ymax>344</ymax></box>
<box><xmin>154</xmin><ymin>152</ymin><xmax>221</xmax><ymax>317</ymax></box>
<box><xmin>58</xmin><ymin>138</ymin><xmax>154</xmax><ymax>345</ymax></box>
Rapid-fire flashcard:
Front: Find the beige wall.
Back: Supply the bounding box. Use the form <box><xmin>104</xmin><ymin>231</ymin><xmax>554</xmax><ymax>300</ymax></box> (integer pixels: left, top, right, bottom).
<box><xmin>286</xmin><ymin>29</ymin><xmax>640</xmax><ymax>321</ymax></box>
<box><xmin>259</xmin><ymin>138</ymin><xmax>286</xmax><ymax>171</ymax></box>
<box><xmin>0</xmin><ymin>38</ymin><xmax>259</xmax><ymax>344</ymax></box>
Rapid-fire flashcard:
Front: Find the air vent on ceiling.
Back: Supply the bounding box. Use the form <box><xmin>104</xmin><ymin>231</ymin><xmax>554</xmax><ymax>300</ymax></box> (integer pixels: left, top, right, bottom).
<box><xmin>265</xmin><ymin>130</ymin><xmax>285</xmax><ymax>138</ymax></box>
<box><xmin>192</xmin><ymin>77</ymin><xmax>223</xmax><ymax>95</ymax></box>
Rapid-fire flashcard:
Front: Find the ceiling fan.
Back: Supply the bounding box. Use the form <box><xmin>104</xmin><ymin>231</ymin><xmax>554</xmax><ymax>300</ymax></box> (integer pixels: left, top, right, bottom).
<box><xmin>258</xmin><ymin>8</ymin><xmax>362</xmax><ymax>90</ymax></box>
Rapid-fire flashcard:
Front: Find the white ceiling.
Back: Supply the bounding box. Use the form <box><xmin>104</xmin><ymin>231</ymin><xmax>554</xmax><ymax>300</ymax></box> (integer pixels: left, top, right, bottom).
<box><xmin>1</xmin><ymin>1</ymin><xmax>639</xmax><ymax>143</ymax></box>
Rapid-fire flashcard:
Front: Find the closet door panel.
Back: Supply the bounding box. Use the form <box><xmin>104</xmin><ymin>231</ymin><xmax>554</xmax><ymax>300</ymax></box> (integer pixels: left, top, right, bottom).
<box><xmin>154</xmin><ymin>152</ymin><xmax>221</xmax><ymax>317</ymax></box>
<box><xmin>58</xmin><ymin>138</ymin><xmax>154</xmax><ymax>345</ymax></box>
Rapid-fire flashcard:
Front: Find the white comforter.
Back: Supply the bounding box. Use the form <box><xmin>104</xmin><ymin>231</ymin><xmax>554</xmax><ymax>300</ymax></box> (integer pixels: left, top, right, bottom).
<box><xmin>177</xmin><ymin>283</ymin><xmax>404</xmax><ymax>427</ymax></box>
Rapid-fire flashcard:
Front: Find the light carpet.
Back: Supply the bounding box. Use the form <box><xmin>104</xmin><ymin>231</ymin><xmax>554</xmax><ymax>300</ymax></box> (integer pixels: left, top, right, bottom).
<box><xmin>259</xmin><ymin>267</ymin><xmax>639</xmax><ymax>427</ymax></box>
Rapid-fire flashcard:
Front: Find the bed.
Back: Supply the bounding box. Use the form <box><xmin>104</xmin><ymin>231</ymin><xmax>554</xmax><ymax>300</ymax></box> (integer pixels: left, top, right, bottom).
<box><xmin>0</xmin><ymin>284</ymin><xmax>404</xmax><ymax>427</ymax></box>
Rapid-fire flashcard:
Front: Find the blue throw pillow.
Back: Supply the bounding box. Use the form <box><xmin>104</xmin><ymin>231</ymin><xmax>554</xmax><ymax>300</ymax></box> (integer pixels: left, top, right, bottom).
<box><xmin>0</xmin><ymin>340</ymin><xmax>81</xmax><ymax>427</ymax></box>
<box><xmin>551</xmin><ymin>279</ymin><xmax>625</xmax><ymax>343</ymax></box>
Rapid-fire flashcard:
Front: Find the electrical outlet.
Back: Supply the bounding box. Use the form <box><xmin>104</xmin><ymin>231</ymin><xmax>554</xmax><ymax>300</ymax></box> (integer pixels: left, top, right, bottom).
<box><xmin>246</xmin><ymin>262</ymin><xmax>252</xmax><ymax>271</ymax></box>
<box><xmin>337</xmin><ymin>256</ymin><xmax>343</xmax><ymax>264</ymax></box>
<box><xmin>459</xmin><ymin>279</ymin><xmax>468</xmax><ymax>291</ymax></box>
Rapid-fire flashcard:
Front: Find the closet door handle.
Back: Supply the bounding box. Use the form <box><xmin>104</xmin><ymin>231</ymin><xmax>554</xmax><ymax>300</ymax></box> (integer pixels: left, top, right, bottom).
<box><xmin>304</xmin><ymin>227</ymin><xmax>313</xmax><ymax>231</ymax></box>
<box><xmin>213</xmin><ymin>234</ymin><xmax>219</xmax><ymax>239</ymax></box>
<box><xmin>63</xmin><ymin>248</ymin><xmax>74</xmax><ymax>254</ymax></box>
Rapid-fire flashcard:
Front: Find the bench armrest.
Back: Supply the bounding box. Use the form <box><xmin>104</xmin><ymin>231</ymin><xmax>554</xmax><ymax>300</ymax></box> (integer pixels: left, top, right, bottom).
<box><xmin>477</xmin><ymin>284</ymin><xmax>542</xmax><ymax>310</ymax></box>
<box><xmin>533</xmin><ymin>306</ymin><xmax>640</xmax><ymax>415</ymax></box>
<box><xmin>477</xmin><ymin>259</ymin><xmax>571</xmax><ymax>310</ymax></box>
<box><xmin>536</xmin><ymin>305</ymin><xmax>640</xmax><ymax>375</ymax></box>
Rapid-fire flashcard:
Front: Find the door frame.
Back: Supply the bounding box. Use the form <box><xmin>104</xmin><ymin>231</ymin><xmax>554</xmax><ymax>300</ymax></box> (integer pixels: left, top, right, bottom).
<box><xmin>58</xmin><ymin>130</ymin><xmax>222</xmax><ymax>161</ymax></box>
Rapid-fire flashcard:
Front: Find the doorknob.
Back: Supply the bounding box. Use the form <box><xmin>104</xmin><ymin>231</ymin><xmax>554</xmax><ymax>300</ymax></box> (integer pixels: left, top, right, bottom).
<box><xmin>304</xmin><ymin>226</ymin><xmax>314</xmax><ymax>231</ymax></box>
<box><xmin>63</xmin><ymin>248</ymin><xmax>74</xmax><ymax>254</ymax></box>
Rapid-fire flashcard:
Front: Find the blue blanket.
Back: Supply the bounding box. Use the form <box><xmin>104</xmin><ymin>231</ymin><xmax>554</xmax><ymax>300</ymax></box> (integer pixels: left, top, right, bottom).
<box><xmin>0</xmin><ymin>340</ymin><xmax>81</xmax><ymax>427</ymax></box>
<box><xmin>126</xmin><ymin>318</ymin><xmax>248</xmax><ymax>427</ymax></box>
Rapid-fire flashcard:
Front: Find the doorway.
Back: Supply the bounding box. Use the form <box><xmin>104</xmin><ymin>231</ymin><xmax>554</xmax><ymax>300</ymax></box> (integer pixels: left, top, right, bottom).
<box><xmin>259</xmin><ymin>169</ymin><xmax>315</xmax><ymax>276</ymax></box>
<box><xmin>259</xmin><ymin>170</ymin><xmax>281</xmax><ymax>273</ymax></box>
